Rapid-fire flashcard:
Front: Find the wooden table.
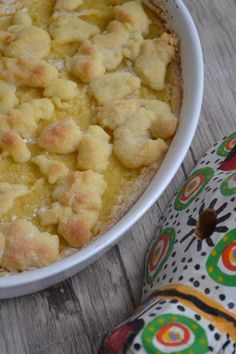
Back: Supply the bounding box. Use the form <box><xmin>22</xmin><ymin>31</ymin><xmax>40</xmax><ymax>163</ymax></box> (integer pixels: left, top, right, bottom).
<box><xmin>1</xmin><ymin>1</ymin><xmax>236</xmax><ymax>353</ymax></box>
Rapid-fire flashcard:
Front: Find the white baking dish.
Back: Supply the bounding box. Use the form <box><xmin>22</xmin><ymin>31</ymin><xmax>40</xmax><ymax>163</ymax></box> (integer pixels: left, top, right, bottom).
<box><xmin>0</xmin><ymin>0</ymin><xmax>203</xmax><ymax>298</ymax></box>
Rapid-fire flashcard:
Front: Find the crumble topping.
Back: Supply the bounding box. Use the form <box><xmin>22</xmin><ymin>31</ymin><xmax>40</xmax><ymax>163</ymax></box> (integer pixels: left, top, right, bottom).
<box><xmin>0</xmin><ymin>0</ymin><xmax>181</xmax><ymax>272</ymax></box>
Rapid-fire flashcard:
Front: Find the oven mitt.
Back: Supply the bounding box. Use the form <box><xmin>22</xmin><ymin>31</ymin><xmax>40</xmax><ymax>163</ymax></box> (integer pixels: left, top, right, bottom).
<box><xmin>99</xmin><ymin>131</ymin><xmax>236</xmax><ymax>354</ymax></box>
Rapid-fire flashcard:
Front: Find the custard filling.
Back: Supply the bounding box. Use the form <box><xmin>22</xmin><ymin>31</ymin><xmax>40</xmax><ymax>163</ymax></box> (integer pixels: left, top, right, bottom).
<box><xmin>0</xmin><ymin>0</ymin><xmax>182</xmax><ymax>271</ymax></box>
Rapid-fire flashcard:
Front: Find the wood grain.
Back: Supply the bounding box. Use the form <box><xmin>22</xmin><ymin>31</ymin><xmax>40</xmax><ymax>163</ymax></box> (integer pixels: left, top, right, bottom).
<box><xmin>0</xmin><ymin>1</ymin><xmax>236</xmax><ymax>353</ymax></box>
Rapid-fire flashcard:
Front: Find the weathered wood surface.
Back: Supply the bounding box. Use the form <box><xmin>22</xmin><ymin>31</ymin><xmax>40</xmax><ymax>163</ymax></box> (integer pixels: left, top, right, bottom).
<box><xmin>0</xmin><ymin>1</ymin><xmax>236</xmax><ymax>353</ymax></box>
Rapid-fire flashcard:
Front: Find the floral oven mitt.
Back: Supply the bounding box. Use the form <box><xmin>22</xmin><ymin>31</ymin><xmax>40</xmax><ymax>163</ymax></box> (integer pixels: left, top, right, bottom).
<box><xmin>99</xmin><ymin>132</ymin><xmax>236</xmax><ymax>354</ymax></box>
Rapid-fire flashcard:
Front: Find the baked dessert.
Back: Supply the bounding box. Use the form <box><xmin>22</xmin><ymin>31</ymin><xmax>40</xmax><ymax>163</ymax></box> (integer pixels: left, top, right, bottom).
<box><xmin>0</xmin><ymin>0</ymin><xmax>182</xmax><ymax>272</ymax></box>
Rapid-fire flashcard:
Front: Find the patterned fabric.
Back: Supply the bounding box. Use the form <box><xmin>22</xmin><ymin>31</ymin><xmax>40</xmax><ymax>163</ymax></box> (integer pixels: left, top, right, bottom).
<box><xmin>99</xmin><ymin>132</ymin><xmax>236</xmax><ymax>354</ymax></box>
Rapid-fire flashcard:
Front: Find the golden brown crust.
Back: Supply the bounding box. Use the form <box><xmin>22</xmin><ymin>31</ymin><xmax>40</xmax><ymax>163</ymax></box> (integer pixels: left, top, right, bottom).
<box><xmin>69</xmin><ymin>41</ymin><xmax>105</xmax><ymax>83</ymax></box>
<box><xmin>12</xmin><ymin>11</ymin><xmax>32</xmax><ymax>26</ymax></box>
<box><xmin>138</xmin><ymin>99</ymin><xmax>178</xmax><ymax>139</ymax></box>
<box><xmin>32</xmin><ymin>155</ymin><xmax>69</xmax><ymax>184</ymax></box>
<box><xmin>89</xmin><ymin>72</ymin><xmax>141</xmax><ymax>105</ymax></box>
<box><xmin>0</xmin><ymin>57</ymin><xmax>59</xmax><ymax>88</ymax></box>
<box><xmin>43</xmin><ymin>78</ymin><xmax>78</xmax><ymax>101</ymax></box>
<box><xmin>113</xmin><ymin>107</ymin><xmax>168</xmax><ymax>168</ymax></box>
<box><xmin>115</xmin><ymin>1</ymin><xmax>150</xmax><ymax>34</ymax></box>
<box><xmin>52</xmin><ymin>170</ymin><xmax>107</xmax><ymax>212</ymax></box>
<box><xmin>77</xmin><ymin>125</ymin><xmax>112</xmax><ymax>172</ymax></box>
<box><xmin>38</xmin><ymin>202</ymin><xmax>72</xmax><ymax>226</ymax></box>
<box><xmin>91</xmin><ymin>21</ymin><xmax>129</xmax><ymax>70</ymax></box>
<box><xmin>58</xmin><ymin>211</ymin><xmax>99</xmax><ymax>248</ymax></box>
<box><xmin>38</xmin><ymin>119</ymin><xmax>82</xmax><ymax>154</ymax></box>
<box><xmin>95</xmin><ymin>98</ymin><xmax>178</xmax><ymax>136</ymax></box>
<box><xmin>1</xmin><ymin>220</ymin><xmax>59</xmax><ymax>271</ymax></box>
<box><xmin>4</xmin><ymin>26</ymin><xmax>51</xmax><ymax>60</ymax></box>
<box><xmin>7</xmin><ymin>98</ymin><xmax>54</xmax><ymax>137</ymax></box>
<box><xmin>49</xmin><ymin>17</ymin><xmax>100</xmax><ymax>44</ymax></box>
<box><xmin>135</xmin><ymin>33</ymin><xmax>178</xmax><ymax>90</ymax></box>
<box><xmin>0</xmin><ymin>80</ymin><xmax>18</xmax><ymax>114</ymax></box>
<box><xmin>95</xmin><ymin>99</ymin><xmax>138</xmax><ymax>130</ymax></box>
<box><xmin>47</xmin><ymin>170</ymin><xmax>107</xmax><ymax>247</ymax></box>
<box><xmin>0</xmin><ymin>31</ymin><xmax>16</xmax><ymax>45</ymax></box>
<box><xmin>0</xmin><ymin>130</ymin><xmax>31</xmax><ymax>162</ymax></box>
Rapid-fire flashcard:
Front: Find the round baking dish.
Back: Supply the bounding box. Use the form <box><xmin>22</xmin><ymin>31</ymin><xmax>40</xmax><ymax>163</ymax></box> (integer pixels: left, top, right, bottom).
<box><xmin>0</xmin><ymin>0</ymin><xmax>204</xmax><ymax>299</ymax></box>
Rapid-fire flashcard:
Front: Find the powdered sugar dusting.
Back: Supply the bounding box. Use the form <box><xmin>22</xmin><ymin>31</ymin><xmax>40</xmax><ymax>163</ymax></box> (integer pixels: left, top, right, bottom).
<box><xmin>59</xmin><ymin>247</ymin><xmax>78</xmax><ymax>259</ymax></box>
<box><xmin>0</xmin><ymin>0</ymin><xmax>19</xmax><ymax>15</ymax></box>
<box><xmin>47</xmin><ymin>59</ymin><xmax>65</xmax><ymax>71</ymax></box>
